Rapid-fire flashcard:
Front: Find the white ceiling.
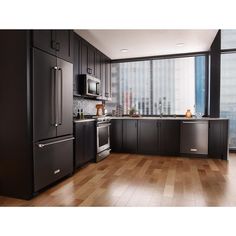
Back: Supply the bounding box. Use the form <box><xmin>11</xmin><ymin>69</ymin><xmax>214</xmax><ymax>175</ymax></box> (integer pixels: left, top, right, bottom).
<box><xmin>75</xmin><ymin>30</ymin><xmax>218</xmax><ymax>60</ymax></box>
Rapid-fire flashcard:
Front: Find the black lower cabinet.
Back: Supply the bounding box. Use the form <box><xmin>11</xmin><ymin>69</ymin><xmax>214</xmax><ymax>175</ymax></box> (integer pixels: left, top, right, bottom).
<box><xmin>74</xmin><ymin>121</ymin><xmax>96</xmax><ymax>168</ymax></box>
<box><xmin>208</xmin><ymin>120</ymin><xmax>229</xmax><ymax>160</ymax></box>
<box><xmin>160</xmin><ymin>120</ymin><xmax>180</xmax><ymax>156</ymax></box>
<box><xmin>123</xmin><ymin>120</ymin><xmax>138</xmax><ymax>153</ymax></box>
<box><xmin>110</xmin><ymin>120</ymin><xmax>123</xmax><ymax>152</ymax></box>
<box><xmin>138</xmin><ymin>120</ymin><xmax>159</xmax><ymax>155</ymax></box>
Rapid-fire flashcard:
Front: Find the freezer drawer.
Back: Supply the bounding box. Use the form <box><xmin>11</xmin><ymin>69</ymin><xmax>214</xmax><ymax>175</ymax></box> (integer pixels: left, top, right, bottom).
<box><xmin>180</xmin><ymin>121</ymin><xmax>208</xmax><ymax>155</ymax></box>
<box><xmin>34</xmin><ymin>136</ymin><xmax>74</xmax><ymax>192</ymax></box>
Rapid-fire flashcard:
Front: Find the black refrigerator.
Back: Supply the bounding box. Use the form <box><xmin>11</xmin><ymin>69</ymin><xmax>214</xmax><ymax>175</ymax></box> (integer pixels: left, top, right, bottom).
<box><xmin>0</xmin><ymin>30</ymin><xmax>74</xmax><ymax>199</ymax></box>
<box><xmin>33</xmin><ymin>48</ymin><xmax>74</xmax><ymax>192</ymax></box>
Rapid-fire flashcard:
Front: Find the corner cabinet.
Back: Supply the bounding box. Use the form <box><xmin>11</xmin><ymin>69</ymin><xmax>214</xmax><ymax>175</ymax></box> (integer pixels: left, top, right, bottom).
<box><xmin>110</xmin><ymin>119</ymin><xmax>123</xmax><ymax>152</ymax></box>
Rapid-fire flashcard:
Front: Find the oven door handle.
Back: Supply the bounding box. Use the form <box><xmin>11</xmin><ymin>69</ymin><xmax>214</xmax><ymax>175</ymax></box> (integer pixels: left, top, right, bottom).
<box><xmin>97</xmin><ymin>123</ymin><xmax>111</xmax><ymax>128</ymax></box>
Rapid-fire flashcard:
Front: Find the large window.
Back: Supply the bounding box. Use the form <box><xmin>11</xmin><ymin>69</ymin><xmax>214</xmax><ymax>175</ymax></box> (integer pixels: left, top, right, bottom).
<box><xmin>109</xmin><ymin>55</ymin><xmax>206</xmax><ymax>116</ymax></box>
<box><xmin>220</xmin><ymin>30</ymin><xmax>236</xmax><ymax>149</ymax></box>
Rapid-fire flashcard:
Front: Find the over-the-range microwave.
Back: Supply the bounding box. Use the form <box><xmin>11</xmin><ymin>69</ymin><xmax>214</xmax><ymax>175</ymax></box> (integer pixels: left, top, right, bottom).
<box><xmin>79</xmin><ymin>74</ymin><xmax>101</xmax><ymax>97</ymax></box>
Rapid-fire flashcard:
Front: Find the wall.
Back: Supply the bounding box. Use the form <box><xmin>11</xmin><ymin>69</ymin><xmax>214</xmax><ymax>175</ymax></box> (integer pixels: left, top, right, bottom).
<box><xmin>73</xmin><ymin>97</ymin><xmax>102</xmax><ymax>116</ymax></box>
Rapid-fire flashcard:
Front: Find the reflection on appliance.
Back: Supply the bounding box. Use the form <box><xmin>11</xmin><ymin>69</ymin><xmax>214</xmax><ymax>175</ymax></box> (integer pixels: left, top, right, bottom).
<box><xmin>95</xmin><ymin>116</ymin><xmax>111</xmax><ymax>162</ymax></box>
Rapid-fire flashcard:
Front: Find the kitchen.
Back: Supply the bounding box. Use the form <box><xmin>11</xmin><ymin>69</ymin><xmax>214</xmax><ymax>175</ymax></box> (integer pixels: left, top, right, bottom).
<box><xmin>2</xmin><ymin>0</ymin><xmax>236</xmax><ymax>233</ymax></box>
<box><xmin>0</xmin><ymin>29</ymin><xmax>234</xmax><ymax>208</ymax></box>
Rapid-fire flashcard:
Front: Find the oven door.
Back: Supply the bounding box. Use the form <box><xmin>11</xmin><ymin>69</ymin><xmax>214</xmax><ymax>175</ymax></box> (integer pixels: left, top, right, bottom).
<box><xmin>97</xmin><ymin>123</ymin><xmax>111</xmax><ymax>153</ymax></box>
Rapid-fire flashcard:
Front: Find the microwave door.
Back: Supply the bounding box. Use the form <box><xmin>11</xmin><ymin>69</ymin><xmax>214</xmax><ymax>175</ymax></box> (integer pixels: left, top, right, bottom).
<box><xmin>87</xmin><ymin>79</ymin><xmax>97</xmax><ymax>96</ymax></box>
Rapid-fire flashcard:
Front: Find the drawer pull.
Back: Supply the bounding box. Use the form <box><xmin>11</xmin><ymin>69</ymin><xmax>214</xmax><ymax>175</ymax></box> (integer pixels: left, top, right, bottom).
<box><xmin>54</xmin><ymin>169</ymin><xmax>61</xmax><ymax>174</ymax></box>
<box><xmin>37</xmin><ymin>137</ymin><xmax>75</xmax><ymax>148</ymax></box>
<box><xmin>190</xmin><ymin>148</ymin><xmax>197</xmax><ymax>152</ymax></box>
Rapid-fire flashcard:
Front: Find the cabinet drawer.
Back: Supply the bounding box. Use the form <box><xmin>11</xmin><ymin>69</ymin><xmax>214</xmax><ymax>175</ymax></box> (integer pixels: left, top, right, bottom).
<box><xmin>34</xmin><ymin>137</ymin><xmax>73</xmax><ymax>192</ymax></box>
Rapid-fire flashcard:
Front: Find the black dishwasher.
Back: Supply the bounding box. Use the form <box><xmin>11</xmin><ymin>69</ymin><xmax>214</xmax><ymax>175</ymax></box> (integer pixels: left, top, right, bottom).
<box><xmin>180</xmin><ymin>120</ymin><xmax>208</xmax><ymax>155</ymax></box>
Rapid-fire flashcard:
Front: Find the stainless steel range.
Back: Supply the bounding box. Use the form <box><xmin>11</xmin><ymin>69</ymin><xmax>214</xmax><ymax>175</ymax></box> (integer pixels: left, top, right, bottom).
<box><xmin>93</xmin><ymin>116</ymin><xmax>111</xmax><ymax>162</ymax></box>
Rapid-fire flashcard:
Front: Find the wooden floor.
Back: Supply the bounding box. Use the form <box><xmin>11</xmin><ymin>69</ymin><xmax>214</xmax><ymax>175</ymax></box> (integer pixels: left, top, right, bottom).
<box><xmin>1</xmin><ymin>153</ymin><xmax>236</xmax><ymax>206</ymax></box>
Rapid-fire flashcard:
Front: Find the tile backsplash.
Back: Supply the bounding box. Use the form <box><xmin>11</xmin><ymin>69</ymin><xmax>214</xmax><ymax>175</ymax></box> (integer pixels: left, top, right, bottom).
<box><xmin>73</xmin><ymin>97</ymin><xmax>102</xmax><ymax>116</ymax></box>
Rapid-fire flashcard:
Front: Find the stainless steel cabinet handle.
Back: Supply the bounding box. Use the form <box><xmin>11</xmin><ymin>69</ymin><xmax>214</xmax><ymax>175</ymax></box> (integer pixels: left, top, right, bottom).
<box><xmin>37</xmin><ymin>137</ymin><xmax>75</xmax><ymax>148</ymax></box>
<box><xmin>182</xmin><ymin>121</ymin><xmax>206</xmax><ymax>124</ymax></box>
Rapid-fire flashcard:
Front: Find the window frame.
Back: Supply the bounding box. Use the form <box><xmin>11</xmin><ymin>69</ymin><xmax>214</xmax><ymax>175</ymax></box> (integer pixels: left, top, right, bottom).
<box><xmin>111</xmin><ymin>51</ymin><xmax>209</xmax><ymax>117</ymax></box>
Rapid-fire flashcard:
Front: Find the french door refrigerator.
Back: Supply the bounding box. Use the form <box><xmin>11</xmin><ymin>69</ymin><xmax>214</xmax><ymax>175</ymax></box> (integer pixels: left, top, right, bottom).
<box><xmin>0</xmin><ymin>30</ymin><xmax>74</xmax><ymax>200</ymax></box>
<box><xmin>33</xmin><ymin>48</ymin><xmax>74</xmax><ymax>192</ymax></box>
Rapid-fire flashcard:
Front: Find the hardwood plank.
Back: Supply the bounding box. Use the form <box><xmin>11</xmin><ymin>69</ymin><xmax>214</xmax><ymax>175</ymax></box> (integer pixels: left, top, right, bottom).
<box><xmin>1</xmin><ymin>153</ymin><xmax>236</xmax><ymax>206</ymax></box>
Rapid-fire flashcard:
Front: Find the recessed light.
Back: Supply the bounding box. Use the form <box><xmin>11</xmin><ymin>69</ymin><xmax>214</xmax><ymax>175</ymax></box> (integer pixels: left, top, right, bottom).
<box><xmin>176</xmin><ymin>43</ymin><xmax>184</xmax><ymax>47</ymax></box>
<box><xmin>120</xmin><ymin>49</ymin><xmax>128</xmax><ymax>53</ymax></box>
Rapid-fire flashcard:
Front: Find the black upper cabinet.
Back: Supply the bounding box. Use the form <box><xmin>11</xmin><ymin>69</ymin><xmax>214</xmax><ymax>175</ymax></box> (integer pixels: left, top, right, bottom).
<box><xmin>100</xmin><ymin>54</ymin><xmax>106</xmax><ymax>99</ymax></box>
<box><xmin>95</xmin><ymin>51</ymin><xmax>101</xmax><ymax>79</ymax></box>
<box><xmin>33</xmin><ymin>30</ymin><xmax>56</xmax><ymax>56</ymax></box>
<box><xmin>110</xmin><ymin>120</ymin><xmax>123</xmax><ymax>152</ymax></box>
<box><xmin>73</xmin><ymin>33</ymin><xmax>80</xmax><ymax>94</ymax></box>
<box><xmin>105</xmin><ymin>57</ymin><xmax>111</xmax><ymax>100</ymax></box>
<box><xmin>159</xmin><ymin>120</ymin><xmax>180</xmax><ymax>155</ymax></box>
<box><xmin>32</xmin><ymin>30</ymin><xmax>73</xmax><ymax>62</ymax></box>
<box><xmin>123</xmin><ymin>120</ymin><xmax>138</xmax><ymax>153</ymax></box>
<box><xmin>74</xmin><ymin>121</ymin><xmax>96</xmax><ymax>169</ymax></box>
<box><xmin>87</xmin><ymin>46</ymin><xmax>95</xmax><ymax>76</ymax></box>
<box><xmin>208</xmin><ymin>120</ymin><xmax>228</xmax><ymax>160</ymax></box>
<box><xmin>138</xmin><ymin>120</ymin><xmax>159</xmax><ymax>155</ymax></box>
<box><xmin>80</xmin><ymin>39</ymin><xmax>88</xmax><ymax>74</ymax></box>
<box><xmin>56</xmin><ymin>30</ymin><xmax>73</xmax><ymax>63</ymax></box>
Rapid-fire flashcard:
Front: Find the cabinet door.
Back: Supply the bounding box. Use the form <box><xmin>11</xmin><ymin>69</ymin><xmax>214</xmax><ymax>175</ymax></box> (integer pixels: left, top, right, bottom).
<box><xmin>73</xmin><ymin>33</ymin><xmax>80</xmax><ymax>94</ymax></box>
<box><xmin>105</xmin><ymin>58</ymin><xmax>111</xmax><ymax>99</ymax></box>
<box><xmin>80</xmin><ymin>40</ymin><xmax>88</xmax><ymax>74</ymax></box>
<box><xmin>87</xmin><ymin>46</ymin><xmax>95</xmax><ymax>76</ymax></box>
<box><xmin>32</xmin><ymin>30</ymin><xmax>56</xmax><ymax>56</ymax></box>
<box><xmin>56</xmin><ymin>58</ymin><xmax>73</xmax><ymax>137</ymax></box>
<box><xmin>123</xmin><ymin>120</ymin><xmax>138</xmax><ymax>153</ymax></box>
<box><xmin>160</xmin><ymin>120</ymin><xmax>180</xmax><ymax>156</ymax></box>
<box><xmin>95</xmin><ymin>51</ymin><xmax>101</xmax><ymax>79</ymax></box>
<box><xmin>138</xmin><ymin>120</ymin><xmax>159</xmax><ymax>155</ymax></box>
<box><xmin>56</xmin><ymin>30</ymin><xmax>73</xmax><ymax>62</ymax></box>
<box><xmin>100</xmin><ymin>55</ymin><xmax>106</xmax><ymax>99</ymax></box>
<box><xmin>111</xmin><ymin>120</ymin><xmax>123</xmax><ymax>152</ymax></box>
<box><xmin>84</xmin><ymin>122</ymin><xmax>96</xmax><ymax>163</ymax></box>
<box><xmin>180</xmin><ymin>121</ymin><xmax>208</xmax><ymax>155</ymax></box>
<box><xmin>74</xmin><ymin>123</ymin><xmax>85</xmax><ymax>168</ymax></box>
<box><xmin>34</xmin><ymin>136</ymin><xmax>73</xmax><ymax>192</ymax></box>
<box><xmin>208</xmin><ymin>120</ymin><xmax>228</xmax><ymax>160</ymax></box>
<box><xmin>33</xmin><ymin>48</ymin><xmax>57</xmax><ymax>141</ymax></box>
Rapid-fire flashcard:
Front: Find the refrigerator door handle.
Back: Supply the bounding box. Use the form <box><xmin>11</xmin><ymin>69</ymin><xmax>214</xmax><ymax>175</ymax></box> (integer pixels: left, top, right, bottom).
<box><xmin>37</xmin><ymin>137</ymin><xmax>75</xmax><ymax>148</ymax></box>
<box><xmin>51</xmin><ymin>67</ymin><xmax>58</xmax><ymax>127</ymax></box>
<box><xmin>58</xmin><ymin>67</ymin><xmax>63</xmax><ymax>126</ymax></box>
